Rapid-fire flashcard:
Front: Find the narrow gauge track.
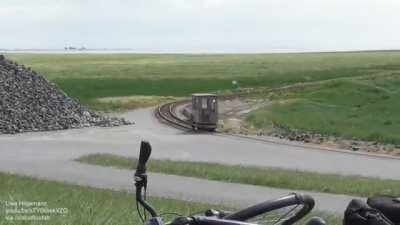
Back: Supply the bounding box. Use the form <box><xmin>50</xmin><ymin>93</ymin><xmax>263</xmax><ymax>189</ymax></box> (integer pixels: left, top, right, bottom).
<box><xmin>155</xmin><ymin>100</ymin><xmax>193</xmax><ymax>130</ymax></box>
<box><xmin>156</xmin><ymin>96</ymin><xmax>233</xmax><ymax>131</ymax></box>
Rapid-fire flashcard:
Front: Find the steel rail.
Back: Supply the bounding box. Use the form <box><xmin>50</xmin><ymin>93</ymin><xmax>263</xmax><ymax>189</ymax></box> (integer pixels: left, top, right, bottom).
<box><xmin>155</xmin><ymin>100</ymin><xmax>192</xmax><ymax>130</ymax></box>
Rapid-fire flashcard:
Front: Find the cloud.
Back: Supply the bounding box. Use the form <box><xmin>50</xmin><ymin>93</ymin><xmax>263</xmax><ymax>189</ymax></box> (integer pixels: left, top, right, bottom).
<box><xmin>0</xmin><ymin>0</ymin><xmax>399</xmax><ymax>52</ymax></box>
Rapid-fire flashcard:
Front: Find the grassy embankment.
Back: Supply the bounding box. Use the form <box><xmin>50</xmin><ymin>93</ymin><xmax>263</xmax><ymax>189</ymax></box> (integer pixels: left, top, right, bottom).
<box><xmin>6</xmin><ymin>52</ymin><xmax>400</xmax><ymax>144</ymax></box>
<box><xmin>76</xmin><ymin>154</ymin><xmax>400</xmax><ymax>198</ymax></box>
<box><xmin>245</xmin><ymin>73</ymin><xmax>400</xmax><ymax>145</ymax></box>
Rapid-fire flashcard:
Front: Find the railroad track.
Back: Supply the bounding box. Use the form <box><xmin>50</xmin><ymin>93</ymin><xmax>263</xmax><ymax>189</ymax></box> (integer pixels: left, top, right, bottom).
<box><xmin>155</xmin><ymin>96</ymin><xmax>234</xmax><ymax>131</ymax></box>
<box><xmin>155</xmin><ymin>100</ymin><xmax>193</xmax><ymax>130</ymax></box>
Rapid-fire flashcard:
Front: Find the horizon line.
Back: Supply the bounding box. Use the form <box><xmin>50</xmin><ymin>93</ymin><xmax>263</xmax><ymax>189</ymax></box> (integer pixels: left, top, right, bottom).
<box><xmin>1</xmin><ymin>48</ymin><xmax>400</xmax><ymax>55</ymax></box>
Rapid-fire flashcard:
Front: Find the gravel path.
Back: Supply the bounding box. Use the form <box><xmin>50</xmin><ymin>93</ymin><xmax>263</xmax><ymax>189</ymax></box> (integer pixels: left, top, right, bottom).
<box><xmin>1</xmin><ymin>107</ymin><xmax>400</xmax><ymax>215</ymax></box>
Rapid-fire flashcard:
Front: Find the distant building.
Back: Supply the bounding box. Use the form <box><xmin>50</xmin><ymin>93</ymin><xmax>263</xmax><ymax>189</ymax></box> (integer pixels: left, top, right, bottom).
<box><xmin>64</xmin><ymin>46</ymin><xmax>86</xmax><ymax>51</ymax></box>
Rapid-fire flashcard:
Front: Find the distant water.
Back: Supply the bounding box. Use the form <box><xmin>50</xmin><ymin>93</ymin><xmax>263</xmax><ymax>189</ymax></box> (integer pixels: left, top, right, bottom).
<box><xmin>1</xmin><ymin>48</ymin><xmax>398</xmax><ymax>54</ymax></box>
<box><xmin>1</xmin><ymin>49</ymin><xmax>307</xmax><ymax>54</ymax></box>
<box><xmin>0</xmin><ymin>49</ymin><xmax>148</xmax><ymax>54</ymax></box>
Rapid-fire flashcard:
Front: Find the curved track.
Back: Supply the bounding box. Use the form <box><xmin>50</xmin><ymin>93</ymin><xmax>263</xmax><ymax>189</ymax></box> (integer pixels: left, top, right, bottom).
<box><xmin>155</xmin><ymin>96</ymin><xmax>234</xmax><ymax>131</ymax></box>
<box><xmin>155</xmin><ymin>100</ymin><xmax>192</xmax><ymax>130</ymax></box>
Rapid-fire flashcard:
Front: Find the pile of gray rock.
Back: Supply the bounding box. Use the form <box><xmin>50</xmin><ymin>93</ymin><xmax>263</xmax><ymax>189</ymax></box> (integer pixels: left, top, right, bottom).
<box><xmin>0</xmin><ymin>55</ymin><xmax>131</xmax><ymax>134</ymax></box>
<box><xmin>271</xmin><ymin>122</ymin><xmax>319</xmax><ymax>143</ymax></box>
<box><xmin>271</xmin><ymin>122</ymin><xmax>400</xmax><ymax>155</ymax></box>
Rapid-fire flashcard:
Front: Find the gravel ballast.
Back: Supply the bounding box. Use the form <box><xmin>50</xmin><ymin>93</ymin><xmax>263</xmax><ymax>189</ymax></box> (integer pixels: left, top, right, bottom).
<box><xmin>0</xmin><ymin>55</ymin><xmax>132</xmax><ymax>134</ymax></box>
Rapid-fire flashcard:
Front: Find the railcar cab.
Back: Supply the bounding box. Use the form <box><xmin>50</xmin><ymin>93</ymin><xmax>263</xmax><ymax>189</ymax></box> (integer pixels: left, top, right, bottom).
<box><xmin>191</xmin><ymin>93</ymin><xmax>218</xmax><ymax>131</ymax></box>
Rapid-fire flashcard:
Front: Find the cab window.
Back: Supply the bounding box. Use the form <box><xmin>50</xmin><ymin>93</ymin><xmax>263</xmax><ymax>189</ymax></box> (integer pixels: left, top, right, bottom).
<box><xmin>202</xmin><ymin>98</ymin><xmax>208</xmax><ymax>109</ymax></box>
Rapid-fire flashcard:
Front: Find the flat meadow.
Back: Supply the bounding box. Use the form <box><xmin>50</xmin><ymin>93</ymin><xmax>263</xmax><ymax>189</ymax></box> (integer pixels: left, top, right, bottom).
<box><xmin>6</xmin><ymin>51</ymin><xmax>400</xmax><ymax>144</ymax></box>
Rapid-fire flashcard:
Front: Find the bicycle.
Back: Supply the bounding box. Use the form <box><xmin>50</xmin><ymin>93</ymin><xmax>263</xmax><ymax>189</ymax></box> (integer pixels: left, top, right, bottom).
<box><xmin>134</xmin><ymin>141</ymin><xmax>322</xmax><ymax>225</ymax></box>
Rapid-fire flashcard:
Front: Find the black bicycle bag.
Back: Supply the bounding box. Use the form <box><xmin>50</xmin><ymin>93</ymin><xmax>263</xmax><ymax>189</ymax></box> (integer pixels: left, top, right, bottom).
<box><xmin>367</xmin><ymin>196</ymin><xmax>400</xmax><ymax>225</ymax></box>
<box><xmin>344</xmin><ymin>199</ymin><xmax>394</xmax><ymax>225</ymax></box>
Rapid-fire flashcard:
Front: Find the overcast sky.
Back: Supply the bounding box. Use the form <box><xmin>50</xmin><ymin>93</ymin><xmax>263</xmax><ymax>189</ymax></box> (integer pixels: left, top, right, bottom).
<box><xmin>1</xmin><ymin>0</ymin><xmax>399</xmax><ymax>53</ymax></box>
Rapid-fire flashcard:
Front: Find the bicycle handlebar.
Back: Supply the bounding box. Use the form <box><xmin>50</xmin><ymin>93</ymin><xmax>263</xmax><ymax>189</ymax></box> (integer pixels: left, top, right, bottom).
<box><xmin>166</xmin><ymin>194</ymin><xmax>315</xmax><ymax>225</ymax></box>
<box><xmin>135</xmin><ymin>141</ymin><xmax>158</xmax><ymax>217</ymax></box>
<box><xmin>136</xmin><ymin>141</ymin><xmax>152</xmax><ymax>175</ymax></box>
<box><xmin>223</xmin><ymin>193</ymin><xmax>315</xmax><ymax>225</ymax></box>
<box><xmin>135</xmin><ymin>141</ymin><xmax>315</xmax><ymax>225</ymax></box>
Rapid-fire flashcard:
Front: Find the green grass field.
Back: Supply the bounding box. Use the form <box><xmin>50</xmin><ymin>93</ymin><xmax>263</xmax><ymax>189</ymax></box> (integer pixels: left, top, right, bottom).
<box><xmin>0</xmin><ymin>172</ymin><xmax>214</xmax><ymax>225</ymax></box>
<box><xmin>246</xmin><ymin>74</ymin><xmax>400</xmax><ymax>145</ymax></box>
<box><xmin>5</xmin><ymin>52</ymin><xmax>400</xmax><ymax>104</ymax></box>
<box><xmin>5</xmin><ymin>52</ymin><xmax>400</xmax><ymax>143</ymax></box>
<box><xmin>0</xmin><ymin>172</ymin><xmax>340</xmax><ymax>225</ymax></box>
<box><xmin>76</xmin><ymin>154</ymin><xmax>400</xmax><ymax>197</ymax></box>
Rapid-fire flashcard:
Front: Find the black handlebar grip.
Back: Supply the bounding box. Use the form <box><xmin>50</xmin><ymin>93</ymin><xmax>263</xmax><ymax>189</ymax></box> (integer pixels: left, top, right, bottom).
<box><xmin>136</xmin><ymin>141</ymin><xmax>152</xmax><ymax>174</ymax></box>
